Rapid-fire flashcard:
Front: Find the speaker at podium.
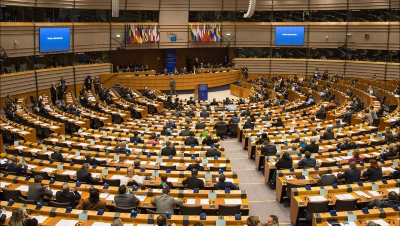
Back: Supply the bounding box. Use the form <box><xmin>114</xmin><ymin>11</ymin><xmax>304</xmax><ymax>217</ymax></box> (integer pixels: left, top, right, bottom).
<box><xmin>194</xmin><ymin>84</ymin><xmax>208</xmax><ymax>101</ymax></box>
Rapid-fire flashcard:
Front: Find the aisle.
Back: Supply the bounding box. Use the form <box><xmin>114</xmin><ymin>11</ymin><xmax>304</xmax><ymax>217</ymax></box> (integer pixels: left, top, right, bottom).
<box><xmin>221</xmin><ymin>138</ymin><xmax>291</xmax><ymax>224</ymax></box>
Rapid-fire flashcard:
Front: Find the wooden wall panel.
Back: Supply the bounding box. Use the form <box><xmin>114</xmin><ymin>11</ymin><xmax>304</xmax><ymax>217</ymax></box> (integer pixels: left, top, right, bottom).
<box><xmin>234</xmin><ymin>58</ymin><xmax>270</xmax><ymax>74</ymax></box>
<box><xmin>223</xmin><ymin>0</ymin><xmax>249</xmax><ymax>11</ymax></box>
<box><xmin>36</xmin><ymin>0</ymin><xmax>74</xmax><ymax>8</ymax></box>
<box><xmin>386</xmin><ymin>63</ymin><xmax>400</xmax><ymax>81</ymax></box>
<box><xmin>235</xmin><ymin>23</ymin><xmax>272</xmax><ymax>47</ymax></box>
<box><xmin>0</xmin><ymin>0</ymin><xmax>35</xmax><ymax>7</ymax></box>
<box><xmin>345</xmin><ymin>61</ymin><xmax>386</xmax><ymax>78</ymax></box>
<box><xmin>272</xmin><ymin>0</ymin><xmax>309</xmax><ymax>11</ymax></box>
<box><xmin>74</xmin><ymin>0</ymin><xmax>111</xmax><ymax>9</ymax></box>
<box><xmin>388</xmin><ymin>22</ymin><xmax>399</xmax><ymax>51</ymax></box>
<box><xmin>0</xmin><ymin>71</ymin><xmax>36</xmax><ymax>98</ymax></box>
<box><xmin>308</xmin><ymin>23</ymin><xmax>347</xmax><ymax>48</ymax></box>
<box><xmin>307</xmin><ymin>59</ymin><xmax>345</xmax><ymax>77</ymax></box>
<box><xmin>73</xmin><ymin>24</ymin><xmax>111</xmax><ymax>52</ymax></box>
<box><xmin>36</xmin><ymin>67</ymin><xmax>74</xmax><ymax>99</ymax></box>
<box><xmin>270</xmin><ymin>58</ymin><xmax>307</xmax><ymax>75</ymax></box>
<box><xmin>0</xmin><ymin>23</ymin><xmax>35</xmax><ymax>57</ymax></box>
<box><xmin>347</xmin><ymin>23</ymin><xmax>389</xmax><ymax>50</ymax></box>
<box><xmin>349</xmin><ymin>0</ymin><xmax>390</xmax><ymax>9</ymax></box>
<box><xmin>189</xmin><ymin>0</ymin><xmax>223</xmax><ymax>11</ymax></box>
<box><xmin>310</xmin><ymin>0</ymin><xmax>348</xmax><ymax>10</ymax></box>
<box><xmin>126</xmin><ymin>0</ymin><xmax>160</xmax><ymax>10</ymax></box>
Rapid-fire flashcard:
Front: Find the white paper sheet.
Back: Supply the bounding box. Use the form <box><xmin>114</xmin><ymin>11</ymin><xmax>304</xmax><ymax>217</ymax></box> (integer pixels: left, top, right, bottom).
<box><xmin>106</xmin><ymin>195</ymin><xmax>115</xmax><ymax>201</ymax></box>
<box><xmin>167</xmin><ymin>178</ymin><xmax>179</xmax><ymax>183</ymax></box>
<box><xmin>41</xmin><ymin>167</ymin><xmax>55</xmax><ymax>173</ymax></box>
<box><xmin>55</xmin><ymin>219</ymin><xmax>79</xmax><ymax>226</ymax></box>
<box><xmin>99</xmin><ymin>193</ymin><xmax>109</xmax><ymax>198</ymax></box>
<box><xmin>32</xmin><ymin>215</ymin><xmax>48</xmax><ymax>223</ymax></box>
<box><xmin>224</xmin><ymin>199</ymin><xmax>242</xmax><ymax>204</ymax></box>
<box><xmin>136</xmin><ymin>195</ymin><xmax>147</xmax><ymax>202</ymax></box>
<box><xmin>91</xmin><ymin>223</ymin><xmax>111</xmax><ymax>226</ymax></box>
<box><xmin>186</xmin><ymin>199</ymin><xmax>196</xmax><ymax>204</ymax></box>
<box><xmin>16</xmin><ymin>185</ymin><xmax>29</xmax><ymax>192</ymax></box>
<box><xmin>110</xmin><ymin>175</ymin><xmax>125</xmax><ymax>180</ymax></box>
<box><xmin>368</xmin><ymin>191</ymin><xmax>381</xmax><ymax>197</ymax></box>
<box><xmin>62</xmin><ymin>170</ymin><xmax>76</xmax><ymax>175</ymax></box>
<box><xmin>200</xmin><ymin>199</ymin><xmax>209</xmax><ymax>205</ymax></box>
<box><xmin>0</xmin><ymin>182</ymin><xmax>10</xmax><ymax>188</ymax></box>
<box><xmin>308</xmin><ymin>196</ymin><xmax>327</xmax><ymax>202</ymax></box>
<box><xmin>370</xmin><ymin>219</ymin><xmax>389</xmax><ymax>226</ymax></box>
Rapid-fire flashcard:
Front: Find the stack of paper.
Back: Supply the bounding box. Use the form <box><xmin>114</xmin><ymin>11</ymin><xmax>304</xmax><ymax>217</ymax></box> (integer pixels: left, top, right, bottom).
<box><xmin>55</xmin><ymin>219</ymin><xmax>79</xmax><ymax>226</ymax></box>
<box><xmin>335</xmin><ymin>194</ymin><xmax>355</xmax><ymax>200</ymax></box>
<box><xmin>224</xmin><ymin>199</ymin><xmax>242</xmax><ymax>204</ymax></box>
<box><xmin>41</xmin><ymin>167</ymin><xmax>55</xmax><ymax>173</ymax></box>
<box><xmin>0</xmin><ymin>182</ymin><xmax>10</xmax><ymax>188</ymax></box>
<box><xmin>186</xmin><ymin>199</ymin><xmax>196</xmax><ymax>204</ymax></box>
<box><xmin>308</xmin><ymin>196</ymin><xmax>327</xmax><ymax>202</ymax></box>
<box><xmin>354</xmin><ymin>191</ymin><xmax>371</xmax><ymax>199</ymax></box>
<box><xmin>168</xmin><ymin>178</ymin><xmax>179</xmax><ymax>183</ymax></box>
<box><xmin>136</xmin><ymin>195</ymin><xmax>147</xmax><ymax>202</ymax></box>
<box><xmin>106</xmin><ymin>195</ymin><xmax>115</xmax><ymax>201</ymax></box>
<box><xmin>368</xmin><ymin>191</ymin><xmax>381</xmax><ymax>197</ymax></box>
<box><xmin>110</xmin><ymin>175</ymin><xmax>125</xmax><ymax>180</ymax></box>
<box><xmin>33</xmin><ymin>216</ymin><xmax>48</xmax><ymax>223</ymax></box>
<box><xmin>369</xmin><ymin>219</ymin><xmax>389</xmax><ymax>226</ymax></box>
<box><xmin>16</xmin><ymin>185</ymin><xmax>29</xmax><ymax>192</ymax></box>
<box><xmin>200</xmin><ymin>199</ymin><xmax>209</xmax><ymax>205</ymax></box>
<box><xmin>62</xmin><ymin>170</ymin><xmax>76</xmax><ymax>175</ymax></box>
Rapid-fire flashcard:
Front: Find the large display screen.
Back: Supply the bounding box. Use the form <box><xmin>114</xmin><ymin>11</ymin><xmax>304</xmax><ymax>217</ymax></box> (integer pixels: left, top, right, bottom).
<box><xmin>39</xmin><ymin>27</ymin><xmax>70</xmax><ymax>53</ymax></box>
<box><xmin>275</xmin><ymin>26</ymin><xmax>305</xmax><ymax>46</ymax></box>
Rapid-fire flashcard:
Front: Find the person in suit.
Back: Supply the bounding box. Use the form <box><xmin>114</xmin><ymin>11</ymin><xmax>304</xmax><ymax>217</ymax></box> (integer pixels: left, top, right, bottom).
<box><xmin>165</xmin><ymin>119</ymin><xmax>177</xmax><ymax>129</ymax></box>
<box><xmin>182</xmin><ymin>169</ymin><xmax>205</xmax><ymax>190</ymax></box>
<box><xmin>77</xmin><ymin>163</ymin><xmax>100</xmax><ymax>184</ymax></box>
<box><xmin>367</xmin><ymin>191</ymin><xmax>399</xmax><ymax>209</ymax></box>
<box><xmin>256</xmin><ymin>133</ymin><xmax>269</xmax><ymax>145</ymax></box>
<box><xmin>84</xmin><ymin>76</ymin><xmax>92</xmax><ymax>91</ymax></box>
<box><xmin>186</xmin><ymin>158</ymin><xmax>205</xmax><ymax>171</ymax></box>
<box><xmin>321</xmin><ymin>127</ymin><xmax>335</xmax><ymax>140</ymax></box>
<box><xmin>161</xmin><ymin>125</ymin><xmax>172</xmax><ymax>136</ymax></box>
<box><xmin>285</xmin><ymin>143</ymin><xmax>300</xmax><ymax>155</ymax></box>
<box><xmin>362</xmin><ymin>159</ymin><xmax>383</xmax><ymax>182</ymax></box>
<box><xmin>55</xmin><ymin>182</ymin><xmax>81</xmax><ymax>208</ymax></box>
<box><xmin>380</xmin><ymin>143</ymin><xmax>399</xmax><ymax>160</ymax></box>
<box><xmin>184</xmin><ymin>132</ymin><xmax>199</xmax><ymax>146</ymax></box>
<box><xmin>347</xmin><ymin>149</ymin><xmax>364</xmax><ymax>164</ymax></box>
<box><xmin>8</xmin><ymin>208</ymin><xmax>38</xmax><ymax>226</ymax></box>
<box><xmin>27</xmin><ymin>175</ymin><xmax>53</xmax><ymax>204</ymax></box>
<box><xmin>241</xmin><ymin>108</ymin><xmax>251</xmax><ymax>117</ymax></box>
<box><xmin>275</xmin><ymin>152</ymin><xmax>292</xmax><ymax>170</ymax></box>
<box><xmin>169</xmin><ymin>77</ymin><xmax>177</xmax><ymax>96</ymax></box>
<box><xmin>161</xmin><ymin>141</ymin><xmax>176</xmax><ymax>156</ymax></box>
<box><xmin>271</xmin><ymin>118</ymin><xmax>284</xmax><ymax>127</ymax></box>
<box><xmin>130</xmin><ymin>131</ymin><xmax>144</xmax><ymax>144</ymax></box>
<box><xmin>179</xmin><ymin>126</ymin><xmax>191</xmax><ymax>136</ymax></box>
<box><xmin>7</xmin><ymin>156</ymin><xmax>28</xmax><ymax>175</ymax></box>
<box><xmin>50</xmin><ymin>83</ymin><xmax>57</xmax><ymax>104</ymax></box>
<box><xmin>151</xmin><ymin>187</ymin><xmax>183</xmax><ymax>213</ymax></box>
<box><xmin>243</xmin><ymin>118</ymin><xmax>255</xmax><ymax>129</ymax></box>
<box><xmin>114</xmin><ymin>185</ymin><xmax>140</xmax><ymax>208</ymax></box>
<box><xmin>260</xmin><ymin>140</ymin><xmax>277</xmax><ymax>156</ymax></box>
<box><xmin>317</xmin><ymin>172</ymin><xmax>342</xmax><ymax>186</ymax></box>
<box><xmin>114</xmin><ymin>141</ymin><xmax>130</xmax><ymax>154</ymax></box>
<box><xmin>205</xmin><ymin>143</ymin><xmax>222</xmax><ymax>157</ymax></box>
<box><xmin>187</xmin><ymin>96</ymin><xmax>196</xmax><ymax>105</ymax></box>
<box><xmin>199</xmin><ymin>106</ymin><xmax>210</xmax><ymax>117</ymax></box>
<box><xmin>195</xmin><ymin>118</ymin><xmax>206</xmax><ymax>129</ymax></box>
<box><xmin>301</xmin><ymin>138</ymin><xmax>319</xmax><ymax>153</ymax></box>
<box><xmin>209</xmin><ymin>98</ymin><xmax>219</xmax><ymax>106</ymax></box>
<box><xmin>120</xmin><ymin>167</ymin><xmax>143</xmax><ymax>186</ymax></box>
<box><xmin>76</xmin><ymin>187</ymin><xmax>106</xmax><ymax>211</ymax></box>
<box><xmin>337</xmin><ymin>161</ymin><xmax>361</xmax><ymax>184</ymax></box>
<box><xmin>214</xmin><ymin>174</ymin><xmax>238</xmax><ymax>190</ymax></box>
<box><xmin>51</xmin><ymin>147</ymin><xmax>65</xmax><ymax>162</ymax></box>
<box><xmin>202</xmin><ymin>134</ymin><xmax>218</xmax><ymax>146</ymax></box>
<box><xmin>384</xmin><ymin>127</ymin><xmax>394</xmax><ymax>143</ymax></box>
<box><xmin>297</xmin><ymin>151</ymin><xmax>316</xmax><ymax>168</ymax></box>
<box><xmin>85</xmin><ymin>152</ymin><xmax>107</xmax><ymax>166</ymax></box>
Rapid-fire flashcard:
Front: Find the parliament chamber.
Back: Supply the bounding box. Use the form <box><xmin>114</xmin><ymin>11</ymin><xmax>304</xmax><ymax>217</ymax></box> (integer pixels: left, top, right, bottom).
<box><xmin>0</xmin><ymin>0</ymin><xmax>399</xmax><ymax>226</ymax></box>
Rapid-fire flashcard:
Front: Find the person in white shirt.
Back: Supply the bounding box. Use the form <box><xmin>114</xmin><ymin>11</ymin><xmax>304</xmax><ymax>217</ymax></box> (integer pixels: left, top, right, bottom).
<box><xmin>120</xmin><ymin>167</ymin><xmax>143</xmax><ymax>186</ymax></box>
<box><xmin>226</xmin><ymin>103</ymin><xmax>237</xmax><ymax>111</ymax></box>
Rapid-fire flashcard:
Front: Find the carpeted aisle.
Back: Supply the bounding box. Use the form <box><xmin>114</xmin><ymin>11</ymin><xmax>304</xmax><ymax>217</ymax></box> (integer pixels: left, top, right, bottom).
<box><xmin>221</xmin><ymin>138</ymin><xmax>291</xmax><ymax>224</ymax></box>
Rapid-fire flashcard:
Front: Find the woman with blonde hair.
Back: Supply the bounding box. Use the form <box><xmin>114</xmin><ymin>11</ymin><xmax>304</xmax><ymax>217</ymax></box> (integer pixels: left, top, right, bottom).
<box><xmin>246</xmin><ymin>216</ymin><xmax>261</xmax><ymax>226</ymax></box>
<box><xmin>120</xmin><ymin>166</ymin><xmax>143</xmax><ymax>186</ymax></box>
<box><xmin>9</xmin><ymin>208</ymin><xmax>38</xmax><ymax>226</ymax></box>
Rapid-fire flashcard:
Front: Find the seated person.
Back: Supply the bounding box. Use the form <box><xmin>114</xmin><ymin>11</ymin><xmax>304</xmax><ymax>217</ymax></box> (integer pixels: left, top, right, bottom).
<box><xmin>297</xmin><ymin>151</ymin><xmax>316</xmax><ymax>168</ymax></box>
<box><xmin>184</xmin><ymin>131</ymin><xmax>199</xmax><ymax>146</ymax></box>
<box><xmin>130</xmin><ymin>131</ymin><xmax>144</xmax><ymax>143</ymax></box>
<box><xmin>27</xmin><ymin>175</ymin><xmax>53</xmax><ymax>204</ymax></box>
<box><xmin>8</xmin><ymin>208</ymin><xmax>38</xmax><ymax>226</ymax></box>
<box><xmin>85</xmin><ymin>152</ymin><xmax>107</xmax><ymax>165</ymax></box>
<box><xmin>260</xmin><ymin>140</ymin><xmax>277</xmax><ymax>156</ymax></box>
<box><xmin>347</xmin><ymin>149</ymin><xmax>364</xmax><ymax>164</ymax></box>
<box><xmin>255</xmin><ymin>133</ymin><xmax>269</xmax><ymax>145</ymax></box>
<box><xmin>384</xmin><ymin>127</ymin><xmax>394</xmax><ymax>143</ymax></box>
<box><xmin>285</xmin><ymin>143</ymin><xmax>300</xmax><ymax>155</ymax></box>
<box><xmin>337</xmin><ymin>161</ymin><xmax>361</xmax><ymax>184</ymax></box>
<box><xmin>243</xmin><ymin>118</ymin><xmax>255</xmax><ymax>129</ymax></box>
<box><xmin>214</xmin><ymin>174</ymin><xmax>239</xmax><ymax>190</ymax></box>
<box><xmin>114</xmin><ymin>185</ymin><xmax>140</xmax><ymax>208</ymax></box>
<box><xmin>151</xmin><ymin>187</ymin><xmax>183</xmax><ymax>213</ymax></box>
<box><xmin>317</xmin><ymin>172</ymin><xmax>342</xmax><ymax>186</ymax></box>
<box><xmin>195</xmin><ymin>118</ymin><xmax>206</xmax><ymax>129</ymax></box>
<box><xmin>337</xmin><ymin>137</ymin><xmax>358</xmax><ymax>151</ymax></box>
<box><xmin>6</xmin><ymin>156</ymin><xmax>28</xmax><ymax>175</ymax></box>
<box><xmin>56</xmin><ymin>182</ymin><xmax>81</xmax><ymax>208</ymax></box>
<box><xmin>114</xmin><ymin>141</ymin><xmax>130</xmax><ymax>154</ymax></box>
<box><xmin>76</xmin><ymin>187</ymin><xmax>106</xmax><ymax>211</ymax></box>
<box><xmin>182</xmin><ymin>169</ymin><xmax>204</xmax><ymax>190</ymax></box>
<box><xmin>186</xmin><ymin>158</ymin><xmax>205</xmax><ymax>171</ymax></box>
<box><xmin>205</xmin><ymin>143</ymin><xmax>221</xmax><ymax>157</ymax></box>
<box><xmin>199</xmin><ymin>107</ymin><xmax>210</xmax><ymax>117</ymax></box>
<box><xmin>160</xmin><ymin>174</ymin><xmax>174</xmax><ymax>189</ymax></box>
<box><xmin>160</xmin><ymin>126</ymin><xmax>171</xmax><ymax>136</ymax></box>
<box><xmin>380</xmin><ymin>143</ymin><xmax>399</xmax><ymax>160</ymax></box>
<box><xmin>301</xmin><ymin>138</ymin><xmax>319</xmax><ymax>153</ymax></box>
<box><xmin>321</xmin><ymin>127</ymin><xmax>334</xmax><ymax>140</ymax></box>
<box><xmin>367</xmin><ymin>191</ymin><xmax>399</xmax><ymax>209</ymax></box>
<box><xmin>77</xmin><ymin>163</ymin><xmax>100</xmax><ymax>184</ymax></box>
<box><xmin>120</xmin><ymin>167</ymin><xmax>144</xmax><ymax>186</ymax></box>
<box><xmin>362</xmin><ymin>159</ymin><xmax>383</xmax><ymax>182</ymax></box>
<box><xmin>271</xmin><ymin>118</ymin><xmax>284</xmax><ymax>127</ymax></box>
<box><xmin>147</xmin><ymin>133</ymin><xmax>160</xmax><ymax>145</ymax></box>
<box><xmin>179</xmin><ymin>126</ymin><xmax>191</xmax><ymax>136</ymax></box>
<box><xmin>274</xmin><ymin>152</ymin><xmax>292</xmax><ymax>170</ymax></box>
<box><xmin>51</xmin><ymin>147</ymin><xmax>65</xmax><ymax>162</ymax></box>
<box><xmin>161</xmin><ymin>141</ymin><xmax>176</xmax><ymax>156</ymax></box>
<box><xmin>202</xmin><ymin>134</ymin><xmax>219</xmax><ymax>146</ymax></box>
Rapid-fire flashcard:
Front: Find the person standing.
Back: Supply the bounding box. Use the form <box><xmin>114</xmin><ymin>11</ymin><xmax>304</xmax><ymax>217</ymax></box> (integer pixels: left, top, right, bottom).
<box><xmin>84</xmin><ymin>76</ymin><xmax>92</xmax><ymax>91</ymax></box>
<box><xmin>169</xmin><ymin>77</ymin><xmax>177</xmax><ymax>96</ymax></box>
<box><xmin>58</xmin><ymin>77</ymin><xmax>67</xmax><ymax>100</ymax></box>
<box><xmin>50</xmin><ymin>83</ymin><xmax>57</xmax><ymax>104</ymax></box>
<box><xmin>93</xmin><ymin>76</ymin><xmax>101</xmax><ymax>94</ymax></box>
<box><xmin>186</xmin><ymin>55</ymin><xmax>192</xmax><ymax>72</ymax></box>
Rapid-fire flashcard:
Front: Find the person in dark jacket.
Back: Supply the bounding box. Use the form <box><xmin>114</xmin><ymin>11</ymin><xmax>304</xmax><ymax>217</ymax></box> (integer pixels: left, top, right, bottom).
<box><xmin>56</xmin><ymin>182</ymin><xmax>81</xmax><ymax>208</ymax></box>
<box><xmin>337</xmin><ymin>161</ymin><xmax>361</xmax><ymax>184</ymax></box>
<box><xmin>384</xmin><ymin>127</ymin><xmax>394</xmax><ymax>143</ymax></box>
<box><xmin>85</xmin><ymin>152</ymin><xmax>107</xmax><ymax>166</ymax></box>
<box><xmin>114</xmin><ymin>185</ymin><xmax>140</xmax><ymax>208</ymax></box>
<box><xmin>297</xmin><ymin>151</ymin><xmax>316</xmax><ymax>168</ymax></box>
<box><xmin>179</xmin><ymin>126</ymin><xmax>191</xmax><ymax>136</ymax></box>
<box><xmin>84</xmin><ymin>76</ymin><xmax>92</xmax><ymax>91</ymax></box>
<box><xmin>161</xmin><ymin>141</ymin><xmax>176</xmax><ymax>156</ymax></box>
<box><xmin>182</xmin><ymin>169</ymin><xmax>204</xmax><ymax>190</ymax></box>
<box><xmin>51</xmin><ymin>147</ymin><xmax>65</xmax><ymax>162</ymax></box>
<box><xmin>256</xmin><ymin>133</ymin><xmax>269</xmax><ymax>145</ymax></box>
<box><xmin>160</xmin><ymin>125</ymin><xmax>171</xmax><ymax>136</ymax></box>
<box><xmin>362</xmin><ymin>159</ymin><xmax>383</xmax><ymax>182</ymax></box>
<box><xmin>243</xmin><ymin>118</ymin><xmax>255</xmax><ymax>129</ymax></box>
<box><xmin>195</xmin><ymin>118</ymin><xmax>206</xmax><ymax>129</ymax></box>
<box><xmin>130</xmin><ymin>131</ymin><xmax>144</xmax><ymax>143</ymax></box>
<box><xmin>205</xmin><ymin>144</ymin><xmax>222</xmax><ymax>157</ymax></box>
<box><xmin>186</xmin><ymin>158</ymin><xmax>205</xmax><ymax>171</ymax></box>
<box><xmin>241</xmin><ymin>108</ymin><xmax>251</xmax><ymax>117</ymax></box>
<box><xmin>260</xmin><ymin>140</ymin><xmax>277</xmax><ymax>156</ymax></box>
<box><xmin>272</xmin><ymin>118</ymin><xmax>284</xmax><ymax>127</ymax></box>
<box><xmin>50</xmin><ymin>83</ymin><xmax>57</xmax><ymax>104</ymax></box>
<box><xmin>274</xmin><ymin>152</ymin><xmax>292</xmax><ymax>169</ymax></box>
<box><xmin>27</xmin><ymin>175</ymin><xmax>53</xmax><ymax>204</ymax></box>
<box><xmin>301</xmin><ymin>138</ymin><xmax>319</xmax><ymax>153</ymax></box>
<box><xmin>184</xmin><ymin>132</ymin><xmax>199</xmax><ymax>146</ymax></box>
<box><xmin>7</xmin><ymin>156</ymin><xmax>28</xmax><ymax>175</ymax></box>
<box><xmin>214</xmin><ymin>174</ymin><xmax>238</xmax><ymax>190</ymax></box>
<box><xmin>77</xmin><ymin>163</ymin><xmax>100</xmax><ymax>184</ymax></box>
<box><xmin>321</xmin><ymin>127</ymin><xmax>335</xmax><ymax>140</ymax></box>
<box><xmin>367</xmin><ymin>191</ymin><xmax>399</xmax><ymax>209</ymax></box>
<box><xmin>317</xmin><ymin>172</ymin><xmax>342</xmax><ymax>186</ymax></box>
<box><xmin>114</xmin><ymin>141</ymin><xmax>130</xmax><ymax>154</ymax></box>
<box><xmin>380</xmin><ymin>143</ymin><xmax>399</xmax><ymax>160</ymax></box>
<box><xmin>202</xmin><ymin>134</ymin><xmax>218</xmax><ymax>146</ymax></box>
<box><xmin>337</xmin><ymin>138</ymin><xmax>358</xmax><ymax>151</ymax></box>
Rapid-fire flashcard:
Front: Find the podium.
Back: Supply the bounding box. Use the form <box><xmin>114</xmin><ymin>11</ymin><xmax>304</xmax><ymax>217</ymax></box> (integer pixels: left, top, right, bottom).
<box><xmin>194</xmin><ymin>84</ymin><xmax>208</xmax><ymax>101</ymax></box>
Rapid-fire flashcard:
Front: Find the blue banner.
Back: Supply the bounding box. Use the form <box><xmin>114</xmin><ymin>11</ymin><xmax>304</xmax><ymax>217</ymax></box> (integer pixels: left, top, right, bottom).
<box><xmin>198</xmin><ymin>84</ymin><xmax>208</xmax><ymax>101</ymax></box>
<box><xmin>166</xmin><ymin>49</ymin><xmax>176</xmax><ymax>73</ymax></box>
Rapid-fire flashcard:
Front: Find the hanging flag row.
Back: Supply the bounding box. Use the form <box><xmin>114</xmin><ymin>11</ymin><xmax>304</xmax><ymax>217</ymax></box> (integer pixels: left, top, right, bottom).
<box><xmin>126</xmin><ymin>24</ymin><xmax>159</xmax><ymax>44</ymax></box>
<box><xmin>190</xmin><ymin>24</ymin><xmax>221</xmax><ymax>43</ymax></box>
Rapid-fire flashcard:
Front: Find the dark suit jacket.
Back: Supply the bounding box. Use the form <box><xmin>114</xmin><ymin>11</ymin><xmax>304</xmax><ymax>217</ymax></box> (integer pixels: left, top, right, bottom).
<box><xmin>161</xmin><ymin>147</ymin><xmax>176</xmax><ymax>156</ymax></box>
<box><xmin>275</xmin><ymin>158</ymin><xmax>293</xmax><ymax>169</ymax></box>
<box><xmin>86</xmin><ymin>158</ymin><xmax>107</xmax><ymax>166</ymax></box>
<box><xmin>27</xmin><ymin>184</ymin><xmax>53</xmax><ymax>203</ymax></box>
<box><xmin>214</xmin><ymin>182</ymin><xmax>239</xmax><ymax>190</ymax></box>
<box><xmin>77</xmin><ymin>169</ymin><xmax>98</xmax><ymax>184</ymax></box>
<box><xmin>202</xmin><ymin>138</ymin><xmax>218</xmax><ymax>146</ymax></box>
<box><xmin>297</xmin><ymin>158</ymin><xmax>316</xmax><ymax>168</ymax></box>
<box><xmin>206</xmin><ymin>148</ymin><xmax>221</xmax><ymax>157</ymax></box>
<box><xmin>317</xmin><ymin>174</ymin><xmax>342</xmax><ymax>186</ymax></box>
<box><xmin>51</xmin><ymin>153</ymin><xmax>65</xmax><ymax>162</ymax></box>
<box><xmin>186</xmin><ymin>163</ymin><xmax>205</xmax><ymax>171</ymax></box>
<box><xmin>362</xmin><ymin>167</ymin><xmax>383</xmax><ymax>182</ymax></box>
<box><xmin>130</xmin><ymin>136</ymin><xmax>144</xmax><ymax>143</ymax></box>
<box><xmin>114</xmin><ymin>193</ymin><xmax>140</xmax><ymax>208</ymax></box>
<box><xmin>200</xmin><ymin>111</ymin><xmax>210</xmax><ymax>117</ymax></box>
<box><xmin>182</xmin><ymin>176</ymin><xmax>205</xmax><ymax>189</ymax></box>
<box><xmin>161</xmin><ymin>130</ymin><xmax>171</xmax><ymax>136</ymax></box>
<box><xmin>261</xmin><ymin>145</ymin><xmax>277</xmax><ymax>156</ymax></box>
<box><xmin>184</xmin><ymin>137</ymin><xmax>199</xmax><ymax>146</ymax></box>
<box><xmin>321</xmin><ymin>131</ymin><xmax>334</xmax><ymax>140</ymax></box>
<box><xmin>303</xmin><ymin>143</ymin><xmax>319</xmax><ymax>153</ymax></box>
<box><xmin>337</xmin><ymin>168</ymin><xmax>361</xmax><ymax>184</ymax></box>
<box><xmin>56</xmin><ymin>190</ymin><xmax>81</xmax><ymax>207</ymax></box>
<box><xmin>380</xmin><ymin>200</ymin><xmax>399</xmax><ymax>208</ymax></box>
<box><xmin>115</xmin><ymin>147</ymin><xmax>130</xmax><ymax>154</ymax></box>
<box><xmin>7</xmin><ymin>162</ymin><xmax>28</xmax><ymax>175</ymax></box>
<box><xmin>195</xmin><ymin>122</ymin><xmax>206</xmax><ymax>129</ymax></box>
<box><xmin>180</xmin><ymin>129</ymin><xmax>191</xmax><ymax>136</ymax></box>
<box><xmin>243</xmin><ymin>122</ymin><xmax>255</xmax><ymax>129</ymax></box>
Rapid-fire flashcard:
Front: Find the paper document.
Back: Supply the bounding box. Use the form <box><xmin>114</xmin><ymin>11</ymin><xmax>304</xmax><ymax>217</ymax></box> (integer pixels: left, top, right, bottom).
<box><xmin>55</xmin><ymin>219</ymin><xmax>79</xmax><ymax>226</ymax></box>
<box><xmin>354</xmin><ymin>191</ymin><xmax>371</xmax><ymax>198</ymax></box>
<box><xmin>16</xmin><ymin>185</ymin><xmax>29</xmax><ymax>192</ymax></box>
<box><xmin>62</xmin><ymin>170</ymin><xmax>76</xmax><ymax>175</ymax></box>
<box><xmin>370</xmin><ymin>219</ymin><xmax>389</xmax><ymax>226</ymax></box>
<box><xmin>168</xmin><ymin>178</ymin><xmax>179</xmax><ymax>183</ymax></box>
<box><xmin>224</xmin><ymin>199</ymin><xmax>242</xmax><ymax>204</ymax></box>
<box><xmin>91</xmin><ymin>223</ymin><xmax>111</xmax><ymax>226</ymax></box>
<box><xmin>41</xmin><ymin>167</ymin><xmax>55</xmax><ymax>173</ymax></box>
<box><xmin>110</xmin><ymin>175</ymin><xmax>125</xmax><ymax>180</ymax></box>
<box><xmin>32</xmin><ymin>215</ymin><xmax>48</xmax><ymax>223</ymax></box>
<box><xmin>106</xmin><ymin>195</ymin><xmax>115</xmax><ymax>201</ymax></box>
<box><xmin>368</xmin><ymin>191</ymin><xmax>381</xmax><ymax>197</ymax></box>
<box><xmin>308</xmin><ymin>196</ymin><xmax>327</xmax><ymax>202</ymax></box>
<box><xmin>200</xmin><ymin>199</ymin><xmax>209</xmax><ymax>205</ymax></box>
<box><xmin>186</xmin><ymin>199</ymin><xmax>196</xmax><ymax>204</ymax></box>
<box><xmin>136</xmin><ymin>195</ymin><xmax>147</xmax><ymax>202</ymax></box>
<box><xmin>99</xmin><ymin>193</ymin><xmax>109</xmax><ymax>198</ymax></box>
<box><xmin>0</xmin><ymin>182</ymin><xmax>10</xmax><ymax>188</ymax></box>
